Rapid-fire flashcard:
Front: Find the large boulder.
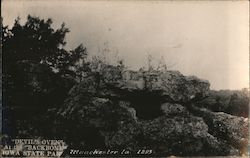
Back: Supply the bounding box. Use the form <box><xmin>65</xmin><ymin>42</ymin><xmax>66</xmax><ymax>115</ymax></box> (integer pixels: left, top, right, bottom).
<box><xmin>70</xmin><ymin>66</ymin><xmax>210</xmax><ymax>102</ymax></box>
<box><xmin>189</xmin><ymin>105</ymin><xmax>249</xmax><ymax>155</ymax></box>
<box><xmin>138</xmin><ymin>115</ymin><xmax>237</xmax><ymax>156</ymax></box>
<box><xmin>195</xmin><ymin>90</ymin><xmax>249</xmax><ymax>118</ymax></box>
<box><xmin>57</xmin><ymin>96</ymin><xmax>139</xmax><ymax>148</ymax></box>
<box><xmin>104</xmin><ymin>68</ymin><xmax>210</xmax><ymax>102</ymax></box>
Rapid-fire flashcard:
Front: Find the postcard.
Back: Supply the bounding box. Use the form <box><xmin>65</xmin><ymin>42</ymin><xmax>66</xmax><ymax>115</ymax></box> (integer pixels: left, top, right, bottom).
<box><xmin>1</xmin><ymin>0</ymin><xmax>249</xmax><ymax>157</ymax></box>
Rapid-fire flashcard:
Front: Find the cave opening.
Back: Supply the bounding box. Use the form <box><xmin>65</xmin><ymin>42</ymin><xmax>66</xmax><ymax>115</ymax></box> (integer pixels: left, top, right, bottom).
<box><xmin>128</xmin><ymin>91</ymin><xmax>165</xmax><ymax>120</ymax></box>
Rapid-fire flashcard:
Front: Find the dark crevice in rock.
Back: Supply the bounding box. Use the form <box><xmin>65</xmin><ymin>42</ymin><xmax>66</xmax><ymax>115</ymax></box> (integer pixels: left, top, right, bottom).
<box><xmin>126</xmin><ymin>91</ymin><xmax>165</xmax><ymax>120</ymax></box>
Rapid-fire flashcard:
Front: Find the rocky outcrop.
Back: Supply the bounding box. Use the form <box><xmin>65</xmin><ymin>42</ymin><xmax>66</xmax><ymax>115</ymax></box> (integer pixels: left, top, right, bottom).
<box><xmin>102</xmin><ymin>67</ymin><xmax>210</xmax><ymax>102</ymax></box>
<box><xmin>189</xmin><ymin>105</ymin><xmax>249</xmax><ymax>155</ymax></box>
<box><xmin>138</xmin><ymin>115</ymin><xmax>237</xmax><ymax>156</ymax></box>
<box><xmin>56</xmin><ymin>66</ymin><xmax>249</xmax><ymax>156</ymax></box>
<box><xmin>195</xmin><ymin>90</ymin><xmax>249</xmax><ymax>117</ymax></box>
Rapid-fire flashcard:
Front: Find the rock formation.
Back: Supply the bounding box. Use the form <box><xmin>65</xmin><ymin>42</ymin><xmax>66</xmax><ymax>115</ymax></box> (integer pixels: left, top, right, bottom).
<box><xmin>56</xmin><ymin>65</ymin><xmax>249</xmax><ymax>156</ymax></box>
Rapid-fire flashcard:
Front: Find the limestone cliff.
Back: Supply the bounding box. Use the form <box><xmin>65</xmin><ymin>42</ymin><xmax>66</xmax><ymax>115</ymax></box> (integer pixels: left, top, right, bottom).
<box><xmin>56</xmin><ymin>65</ymin><xmax>249</xmax><ymax>156</ymax></box>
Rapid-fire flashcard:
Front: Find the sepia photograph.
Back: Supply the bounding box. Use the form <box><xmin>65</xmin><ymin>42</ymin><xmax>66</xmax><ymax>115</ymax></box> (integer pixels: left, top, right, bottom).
<box><xmin>1</xmin><ymin>0</ymin><xmax>249</xmax><ymax>157</ymax></box>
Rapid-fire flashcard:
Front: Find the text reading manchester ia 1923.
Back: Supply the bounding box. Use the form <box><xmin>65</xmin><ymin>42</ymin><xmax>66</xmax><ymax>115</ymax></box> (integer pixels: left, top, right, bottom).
<box><xmin>2</xmin><ymin>16</ymin><xmax>249</xmax><ymax>157</ymax></box>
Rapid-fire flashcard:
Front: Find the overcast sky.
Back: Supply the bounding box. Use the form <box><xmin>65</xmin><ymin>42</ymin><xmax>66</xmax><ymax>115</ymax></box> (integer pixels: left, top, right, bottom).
<box><xmin>2</xmin><ymin>0</ymin><xmax>249</xmax><ymax>90</ymax></box>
